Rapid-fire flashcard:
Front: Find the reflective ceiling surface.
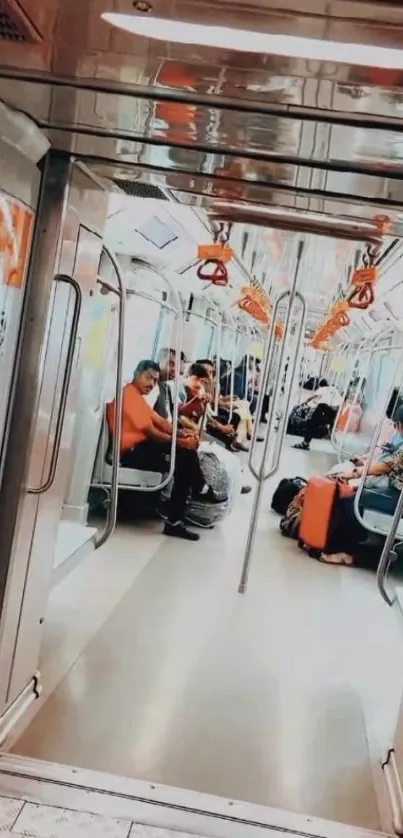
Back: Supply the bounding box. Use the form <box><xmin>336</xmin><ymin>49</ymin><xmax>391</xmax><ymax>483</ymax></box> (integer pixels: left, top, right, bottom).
<box><xmin>2</xmin><ymin>0</ymin><xmax>403</xmax><ymax>222</ymax></box>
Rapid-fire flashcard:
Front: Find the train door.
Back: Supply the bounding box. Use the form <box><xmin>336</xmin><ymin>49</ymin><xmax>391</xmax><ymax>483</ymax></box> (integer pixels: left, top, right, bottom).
<box><xmin>0</xmin><ymin>155</ymin><xmax>109</xmax><ymax>732</ymax></box>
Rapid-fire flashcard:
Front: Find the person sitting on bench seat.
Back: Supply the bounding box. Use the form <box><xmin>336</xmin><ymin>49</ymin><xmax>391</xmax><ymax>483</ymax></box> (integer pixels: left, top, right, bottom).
<box><xmin>321</xmin><ymin>444</ymin><xmax>403</xmax><ymax>565</ymax></box>
<box><xmin>106</xmin><ymin>360</ymin><xmax>224</xmax><ymax>542</ymax></box>
<box><xmin>293</xmin><ymin>380</ymin><xmax>342</xmax><ymax>451</ymax></box>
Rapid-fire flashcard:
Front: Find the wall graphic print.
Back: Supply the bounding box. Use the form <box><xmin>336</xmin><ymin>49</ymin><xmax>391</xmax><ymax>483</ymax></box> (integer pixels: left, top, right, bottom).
<box><xmin>0</xmin><ymin>191</ymin><xmax>34</xmax><ymax>465</ymax></box>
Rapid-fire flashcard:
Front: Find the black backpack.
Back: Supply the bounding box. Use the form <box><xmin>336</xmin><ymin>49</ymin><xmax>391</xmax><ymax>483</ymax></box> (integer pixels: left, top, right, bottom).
<box><xmin>271</xmin><ymin>477</ymin><xmax>307</xmax><ymax>515</ymax></box>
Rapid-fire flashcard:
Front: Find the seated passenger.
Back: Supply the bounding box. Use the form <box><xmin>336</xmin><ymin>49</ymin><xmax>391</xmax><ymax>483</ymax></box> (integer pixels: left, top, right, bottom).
<box><xmin>195</xmin><ymin>359</ymin><xmax>238</xmax><ymax>450</ymax></box>
<box><xmin>153</xmin><ymin>348</ymin><xmax>199</xmax><ymax>434</ymax></box>
<box><xmin>106</xmin><ymin>360</ymin><xmax>223</xmax><ymax>542</ymax></box>
<box><xmin>293</xmin><ymin>379</ymin><xmax>342</xmax><ymax>451</ymax></box>
<box><xmin>347</xmin><ymin>407</ymin><xmax>403</xmax><ymax>468</ymax></box>
<box><xmin>180</xmin><ymin>363</ymin><xmax>212</xmax><ymax>424</ymax></box>
<box><xmin>321</xmin><ymin>443</ymin><xmax>403</xmax><ymax>565</ymax></box>
<box><xmin>194</xmin><ymin>359</ymin><xmax>252</xmax><ymax>495</ymax></box>
<box><xmin>219</xmin><ymin>356</ymin><xmax>264</xmax><ymax>447</ymax></box>
<box><xmin>198</xmin><ymin>358</ymin><xmax>261</xmax><ymax>452</ymax></box>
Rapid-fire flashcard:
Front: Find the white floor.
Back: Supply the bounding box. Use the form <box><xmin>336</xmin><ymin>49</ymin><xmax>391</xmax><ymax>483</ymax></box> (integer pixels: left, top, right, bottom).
<box><xmin>53</xmin><ymin>520</ymin><xmax>97</xmax><ymax>571</ymax></box>
<box><xmin>9</xmin><ymin>439</ymin><xmax>403</xmax><ymax>832</ymax></box>
<box><xmin>0</xmin><ymin>795</ymin><xmax>131</xmax><ymax>838</ymax></box>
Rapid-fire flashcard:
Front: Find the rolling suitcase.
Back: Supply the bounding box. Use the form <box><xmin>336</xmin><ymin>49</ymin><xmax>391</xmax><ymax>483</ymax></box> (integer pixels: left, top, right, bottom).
<box><xmin>298</xmin><ymin>475</ymin><xmax>353</xmax><ymax>557</ymax></box>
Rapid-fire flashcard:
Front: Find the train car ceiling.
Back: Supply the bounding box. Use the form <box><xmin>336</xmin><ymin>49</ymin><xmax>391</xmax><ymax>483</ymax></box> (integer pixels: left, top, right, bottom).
<box><xmin>4</xmin><ymin>2</ymin><xmax>403</xmax><ymax>834</ymax></box>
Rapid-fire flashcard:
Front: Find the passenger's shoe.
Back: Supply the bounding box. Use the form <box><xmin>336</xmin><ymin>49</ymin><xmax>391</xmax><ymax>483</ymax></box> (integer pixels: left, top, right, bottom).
<box><xmin>230</xmin><ymin>441</ymin><xmax>249</xmax><ymax>453</ymax></box>
<box><xmin>196</xmin><ymin>487</ymin><xmax>227</xmax><ymax>504</ymax></box>
<box><xmin>163</xmin><ymin>522</ymin><xmax>200</xmax><ymax>541</ymax></box>
<box><xmin>293</xmin><ymin>441</ymin><xmax>310</xmax><ymax>450</ymax></box>
<box><xmin>185</xmin><ymin>516</ymin><xmax>215</xmax><ymax>530</ymax></box>
<box><xmin>241</xmin><ymin>485</ymin><xmax>252</xmax><ymax>495</ymax></box>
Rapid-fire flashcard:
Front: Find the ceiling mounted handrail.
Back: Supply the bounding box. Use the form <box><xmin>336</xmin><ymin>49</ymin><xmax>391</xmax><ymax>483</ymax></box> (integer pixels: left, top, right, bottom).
<box><xmin>209</xmin><ymin>202</ymin><xmax>383</xmax><ymax>244</ymax></box>
<box><xmin>6</xmin><ymin>69</ymin><xmax>403</xmax><ymax>138</ymax></box>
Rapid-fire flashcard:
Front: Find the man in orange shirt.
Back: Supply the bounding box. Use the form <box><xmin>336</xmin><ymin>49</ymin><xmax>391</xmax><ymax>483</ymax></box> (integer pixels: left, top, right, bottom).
<box><xmin>107</xmin><ymin>360</ymin><xmax>223</xmax><ymax>541</ymax></box>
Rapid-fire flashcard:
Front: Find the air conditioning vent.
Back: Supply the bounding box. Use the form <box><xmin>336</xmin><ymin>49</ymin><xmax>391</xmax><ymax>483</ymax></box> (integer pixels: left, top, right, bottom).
<box><xmin>112</xmin><ymin>179</ymin><xmax>168</xmax><ymax>201</ymax></box>
<box><xmin>0</xmin><ymin>0</ymin><xmax>42</xmax><ymax>42</ymax></box>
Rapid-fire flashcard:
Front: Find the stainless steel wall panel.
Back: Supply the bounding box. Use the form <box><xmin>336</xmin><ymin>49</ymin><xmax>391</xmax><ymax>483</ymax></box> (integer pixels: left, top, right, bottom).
<box><xmin>0</xmin><ymin>153</ymin><xmax>72</xmax><ymax>711</ymax></box>
<box><xmin>0</xmin><ymin>157</ymin><xmax>109</xmax><ymax>711</ymax></box>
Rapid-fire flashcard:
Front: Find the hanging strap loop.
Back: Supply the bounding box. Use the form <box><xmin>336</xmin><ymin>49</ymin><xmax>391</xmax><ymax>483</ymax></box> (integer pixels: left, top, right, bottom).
<box><xmin>197</xmin><ymin>259</ymin><xmax>229</xmax><ymax>286</ymax></box>
<box><xmin>348</xmin><ymin>265</ymin><xmax>377</xmax><ymax>309</ymax></box>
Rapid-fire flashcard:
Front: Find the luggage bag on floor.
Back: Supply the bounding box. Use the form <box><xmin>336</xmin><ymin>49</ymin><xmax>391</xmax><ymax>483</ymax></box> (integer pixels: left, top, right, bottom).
<box><xmin>271</xmin><ymin>476</ymin><xmax>307</xmax><ymax>515</ymax></box>
<box><xmin>186</xmin><ymin>443</ymin><xmax>242</xmax><ymax>527</ymax></box>
<box><xmin>298</xmin><ymin>475</ymin><xmax>353</xmax><ymax>557</ymax></box>
<box><xmin>287</xmin><ymin>404</ymin><xmax>313</xmax><ymax>436</ymax></box>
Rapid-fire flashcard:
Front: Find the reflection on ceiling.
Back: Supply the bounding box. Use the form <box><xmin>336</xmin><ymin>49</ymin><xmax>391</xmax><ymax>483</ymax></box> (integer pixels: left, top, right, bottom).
<box><xmin>2</xmin><ymin>0</ymin><xmax>403</xmax><ymax>343</ymax></box>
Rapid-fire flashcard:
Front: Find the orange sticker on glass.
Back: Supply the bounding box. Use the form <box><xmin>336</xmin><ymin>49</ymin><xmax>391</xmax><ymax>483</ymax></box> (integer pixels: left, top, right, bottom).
<box><xmin>0</xmin><ymin>193</ymin><xmax>33</xmax><ymax>290</ymax></box>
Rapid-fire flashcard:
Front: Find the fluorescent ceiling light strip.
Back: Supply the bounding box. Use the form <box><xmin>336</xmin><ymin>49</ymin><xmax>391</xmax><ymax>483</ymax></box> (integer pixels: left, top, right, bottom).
<box><xmin>102</xmin><ymin>13</ymin><xmax>403</xmax><ymax>70</ymax></box>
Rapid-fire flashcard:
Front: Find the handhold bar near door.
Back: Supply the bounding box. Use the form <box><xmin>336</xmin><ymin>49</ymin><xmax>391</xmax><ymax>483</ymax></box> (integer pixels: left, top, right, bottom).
<box><xmin>94</xmin><ymin>245</ymin><xmax>126</xmax><ymax>549</ymax></box>
<box><xmin>27</xmin><ymin>275</ymin><xmax>82</xmax><ymax>495</ymax></box>
<box><xmin>352</xmin><ymin>371</ymin><xmax>402</xmax><ymax>537</ymax></box>
<box><xmin>375</xmin><ymin>488</ymin><xmax>403</xmax><ymax>607</ymax></box>
<box><xmin>352</xmin><ymin>342</ymin><xmax>403</xmax><ymax>538</ymax></box>
<box><xmin>382</xmin><ymin>749</ymin><xmax>403</xmax><ymax>836</ymax></box>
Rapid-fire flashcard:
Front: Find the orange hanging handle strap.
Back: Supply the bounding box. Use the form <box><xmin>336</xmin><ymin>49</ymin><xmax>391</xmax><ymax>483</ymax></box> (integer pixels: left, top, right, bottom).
<box><xmin>197</xmin><ymin>259</ymin><xmax>229</xmax><ymax>286</ymax></box>
<box><xmin>348</xmin><ymin>265</ymin><xmax>377</xmax><ymax>310</ymax></box>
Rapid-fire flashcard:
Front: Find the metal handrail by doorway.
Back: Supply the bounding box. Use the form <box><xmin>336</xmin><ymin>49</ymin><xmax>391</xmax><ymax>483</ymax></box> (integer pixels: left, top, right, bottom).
<box><xmin>27</xmin><ymin>274</ymin><xmax>82</xmax><ymax>496</ymax></box>
<box><xmin>94</xmin><ymin>246</ymin><xmax>125</xmax><ymax>549</ymax></box>
<box><xmin>352</xmin><ymin>342</ymin><xmax>403</xmax><ymax>604</ymax></box>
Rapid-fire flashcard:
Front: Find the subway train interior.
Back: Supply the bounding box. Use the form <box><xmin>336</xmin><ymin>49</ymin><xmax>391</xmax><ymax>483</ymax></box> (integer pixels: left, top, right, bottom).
<box><xmin>5</xmin><ymin>2</ymin><xmax>403</xmax><ymax>838</ymax></box>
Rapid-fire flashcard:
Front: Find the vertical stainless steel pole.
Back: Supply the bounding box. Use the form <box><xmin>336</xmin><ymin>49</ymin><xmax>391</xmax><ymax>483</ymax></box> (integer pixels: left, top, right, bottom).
<box><xmin>238</xmin><ymin>241</ymin><xmax>304</xmax><ymax>594</ymax></box>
